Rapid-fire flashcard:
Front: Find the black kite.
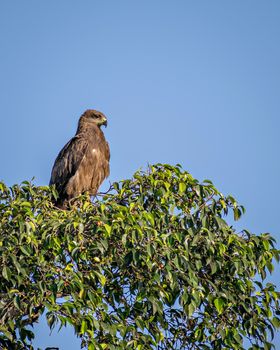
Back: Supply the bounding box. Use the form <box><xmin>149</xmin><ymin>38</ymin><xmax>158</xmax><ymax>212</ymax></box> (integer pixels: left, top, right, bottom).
<box><xmin>49</xmin><ymin>109</ymin><xmax>110</xmax><ymax>208</ymax></box>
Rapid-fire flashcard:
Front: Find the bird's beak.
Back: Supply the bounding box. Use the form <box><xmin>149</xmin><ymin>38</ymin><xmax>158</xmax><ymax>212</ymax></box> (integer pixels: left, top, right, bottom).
<box><xmin>103</xmin><ymin>119</ymin><xmax>108</xmax><ymax>128</ymax></box>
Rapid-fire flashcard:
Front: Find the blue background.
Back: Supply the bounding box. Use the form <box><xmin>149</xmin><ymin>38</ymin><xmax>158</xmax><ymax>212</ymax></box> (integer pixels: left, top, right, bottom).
<box><xmin>0</xmin><ymin>1</ymin><xmax>279</xmax><ymax>348</ymax></box>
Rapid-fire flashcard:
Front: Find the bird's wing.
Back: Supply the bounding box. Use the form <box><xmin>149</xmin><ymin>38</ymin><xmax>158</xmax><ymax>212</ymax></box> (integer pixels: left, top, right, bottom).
<box><xmin>105</xmin><ymin>141</ymin><xmax>110</xmax><ymax>161</ymax></box>
<box><xmin>49</xmin><ymin>136</ymin><xmax>88</xmax><ymax>194</ymax></box>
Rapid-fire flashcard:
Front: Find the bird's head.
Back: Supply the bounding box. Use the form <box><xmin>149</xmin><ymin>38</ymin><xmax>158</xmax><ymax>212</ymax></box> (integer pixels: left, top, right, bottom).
<box><xmin>80</xmin><ymin>109</ymin><xmax>108</xmax><ymax>128</ymax></box>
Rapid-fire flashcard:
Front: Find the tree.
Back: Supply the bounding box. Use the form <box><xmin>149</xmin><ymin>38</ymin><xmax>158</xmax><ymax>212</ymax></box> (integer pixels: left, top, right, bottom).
<box><xmin>0</xmin><ymin>164</ymin><xmax>279</xmax><ymax>350</ymax></box>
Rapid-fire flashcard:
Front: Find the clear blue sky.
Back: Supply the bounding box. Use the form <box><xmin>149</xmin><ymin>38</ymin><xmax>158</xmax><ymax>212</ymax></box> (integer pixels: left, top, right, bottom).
<box><xmin>0</xmin><ymin>1</ymin><xmax>279</xmax><ymax>349</ymax></box>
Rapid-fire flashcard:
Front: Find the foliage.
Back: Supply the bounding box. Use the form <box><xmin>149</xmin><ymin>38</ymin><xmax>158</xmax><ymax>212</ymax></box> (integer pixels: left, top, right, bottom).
<box><xmin>0</xmin><ymin>164</ymin><xmax>279</xmax><ymax>350</ymax></box>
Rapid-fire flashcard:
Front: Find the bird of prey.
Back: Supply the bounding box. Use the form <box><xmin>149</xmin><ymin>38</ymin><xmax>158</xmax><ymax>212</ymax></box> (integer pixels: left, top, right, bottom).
<box><xmin>49</xmin><ymin>109</ymin><xmax>110</xmax><ymax>209</ymax></box>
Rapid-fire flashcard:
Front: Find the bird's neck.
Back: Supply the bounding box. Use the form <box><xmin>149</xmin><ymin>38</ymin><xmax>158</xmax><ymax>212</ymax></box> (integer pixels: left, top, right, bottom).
<box><xmin>76</xmin><ymin>120</ymin><xmax>100</xmax><ymax>135</ymax></box>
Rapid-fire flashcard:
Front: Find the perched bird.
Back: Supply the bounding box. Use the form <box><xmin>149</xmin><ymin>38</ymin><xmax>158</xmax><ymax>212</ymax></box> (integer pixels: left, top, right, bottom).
<box><xmin>49</xmin><ymin>109</ymin><xmax>110</xmax><ymax>209</ymax></box>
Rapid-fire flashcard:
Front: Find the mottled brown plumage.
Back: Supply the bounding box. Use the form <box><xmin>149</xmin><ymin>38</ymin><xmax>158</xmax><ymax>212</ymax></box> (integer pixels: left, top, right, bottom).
<box><xmin>49</xmin><ymin>109</ymin><xmax>110</xmax><ymax>209</ymax></box>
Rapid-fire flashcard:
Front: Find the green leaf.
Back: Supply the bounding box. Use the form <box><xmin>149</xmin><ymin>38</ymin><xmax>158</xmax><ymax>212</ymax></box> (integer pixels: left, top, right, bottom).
<box><xmin>179</xmin><ymin>182</ymin><xmax>186</xmax><ymax>193</ymax></box>
<box><xmin>20</xmin><ymin>245</ymin><xmax>32</xmax><ymax>256</ymax></box>
<box><xmin>20</xmin><ymin>201</ymin><xmax>32</xmax><ymax>207</ymax></box>
<box><xmin>214</xmin><ymin>298</ymin><xmax>225</xmax><ymax>314</ymax></box>
<box><xmin>95</xmin><ymin>272</ymin><xmax>106</xmax><ymax>286</ymax></box>
<box><xmin>272</xmin><ymin>317</ymin><xmax>280</xmax><ymax>328</ymax></box>
<box><xmin>187</xmin><ymin>301</ymin><xmax>196</xmax><ymax>317</ymax></box>
<box><xmin>81</xmin><ymin>320</ymin><xmax>87</xmax><ymax>334</ymax></box>
<box><xmin>263</xmin><ymin>240</ymin><xmax>270</xmax><ymax>250</ymax></box>
<box><xmin>147</xmin><ymin>243</ymin><xmax>154</xmax><ymax>257</ymax></box>
<box><xmin>2</xmin><ymin>266</ymin><xmax>11</xmax><ymax>280</ymax></box>
<box><xmin>104</xmin><ymin>224</ymin><xmax>112</xmax><ymax>235</ymax></box>
<box><xmin>88</xmin><ymin>343</ymin><xmax>95</xmax><ymax>350</ymax></box>
<box><xmin>13</xmin><ymin>295</ymin><xmax>20</xmax><ymax>309</ymax></box>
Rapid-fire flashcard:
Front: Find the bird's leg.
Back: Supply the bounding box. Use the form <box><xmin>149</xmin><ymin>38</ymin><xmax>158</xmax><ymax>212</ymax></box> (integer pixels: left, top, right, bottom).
<box><xmin>77</xmin><ymin>191</ymin><xmax>92</xmax><ymax>207</ymax></box>
<box><xmin>68</xmin><ymin>196</ymin><xmax>84</xmax><ymax>210</ymax></box>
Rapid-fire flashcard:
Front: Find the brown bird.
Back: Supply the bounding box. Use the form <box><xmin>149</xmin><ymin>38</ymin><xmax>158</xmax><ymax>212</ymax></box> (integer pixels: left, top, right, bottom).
<box><xmin>49</xmin><ymin>109</ymin><xmax>110</xmax><ymax>209</ymax></box>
